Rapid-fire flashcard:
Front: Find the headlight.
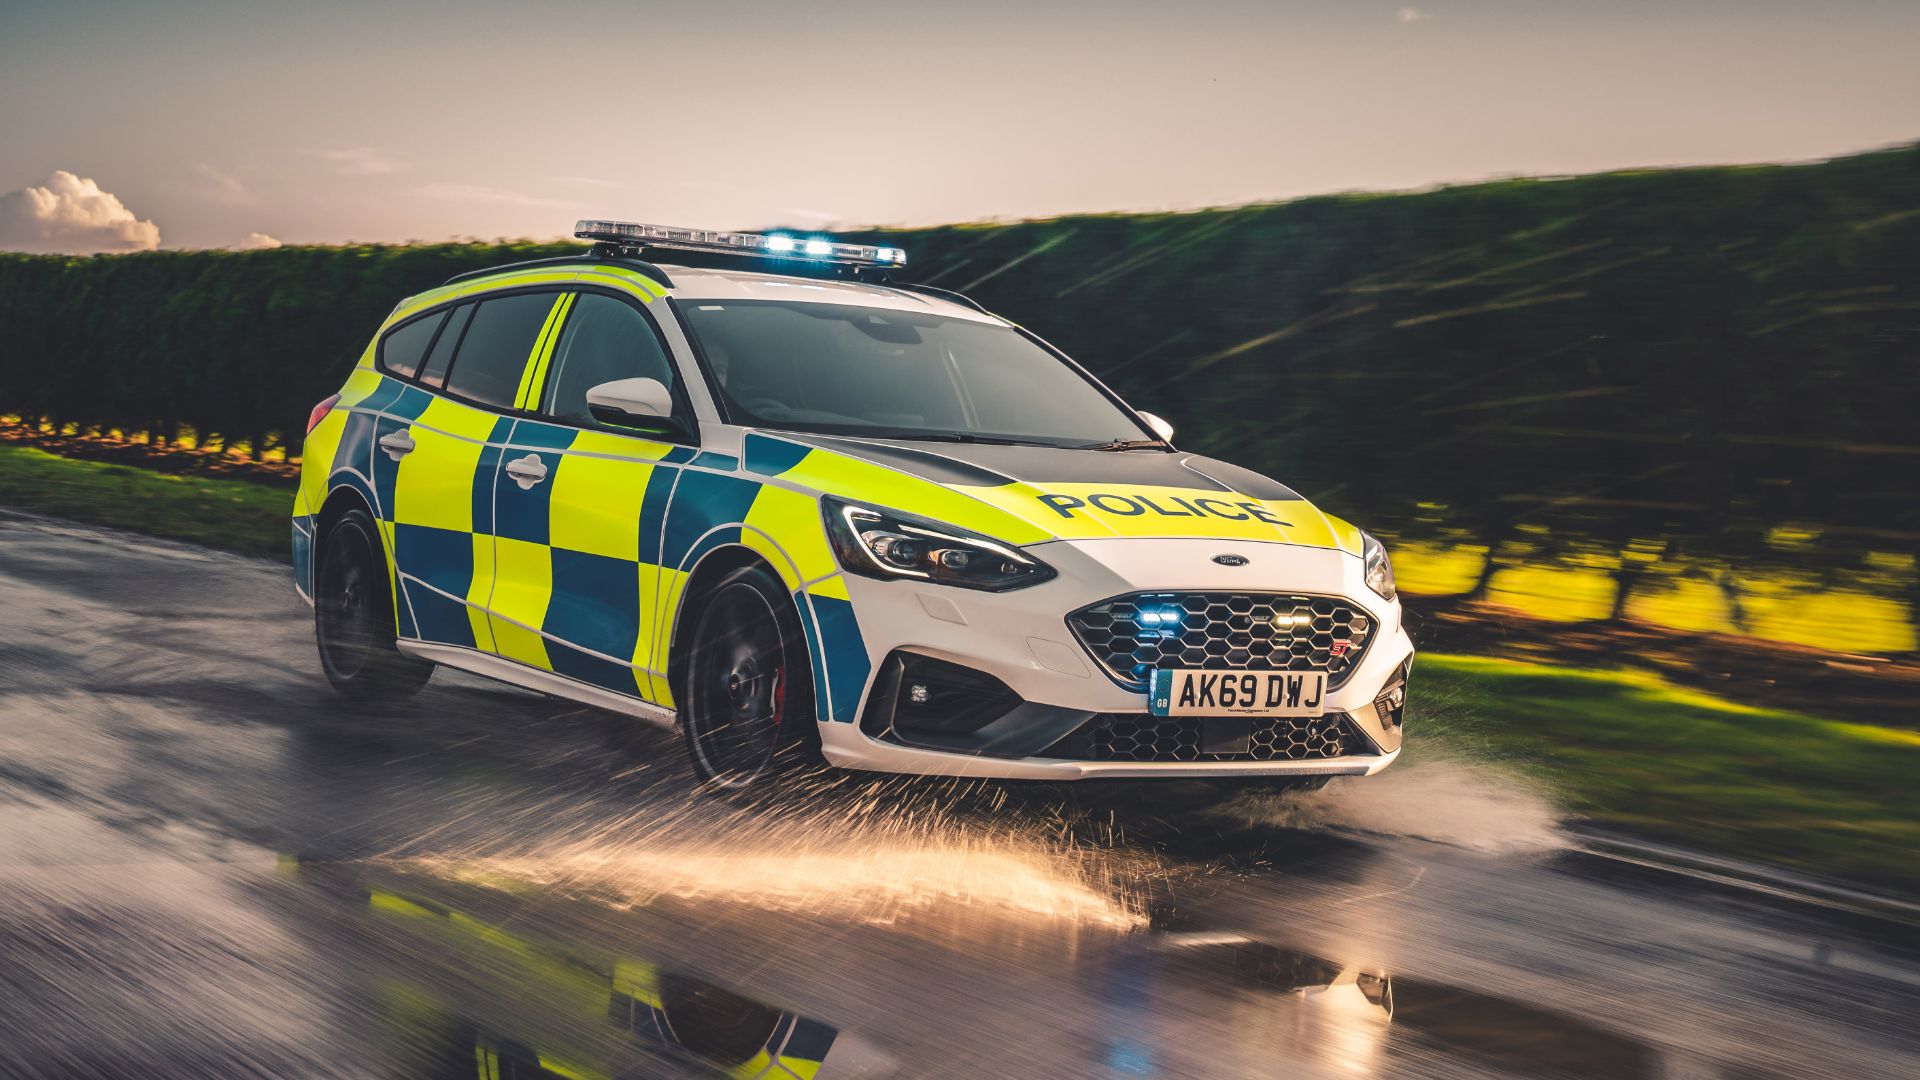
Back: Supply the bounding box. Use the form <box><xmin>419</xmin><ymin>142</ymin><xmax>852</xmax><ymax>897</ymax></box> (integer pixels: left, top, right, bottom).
<box><xmin>1361</xmin><ymin>531</ymin><xmax>1397</xmax><ymax>602</ymax></box>
<box><xmin>823</xmin><ymin>497</ymin><xmax>1056</xmax><ymax>592</ymax></box>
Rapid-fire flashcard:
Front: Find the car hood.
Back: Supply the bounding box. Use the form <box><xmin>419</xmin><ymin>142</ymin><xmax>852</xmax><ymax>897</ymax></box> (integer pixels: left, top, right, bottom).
<box><xmin>745</xmin><ymin>431</ymin><xmax>1364</xmax><ymax>555</ymax></box>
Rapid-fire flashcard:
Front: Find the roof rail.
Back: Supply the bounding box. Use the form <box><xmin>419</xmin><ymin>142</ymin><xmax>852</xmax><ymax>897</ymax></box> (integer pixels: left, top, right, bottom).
<box><xmin>889</xmin><ymin>280</ymin><xmax>989</xmax><ymax>314</ymax></box>
<box><xmin>442</xmin><ymin>251</ymin><xmax>673</xmax><ymax>289</ymax></box>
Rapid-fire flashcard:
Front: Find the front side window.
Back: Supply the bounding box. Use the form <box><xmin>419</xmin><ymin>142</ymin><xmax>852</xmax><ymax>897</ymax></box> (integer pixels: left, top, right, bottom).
<box><xmin>441</xmin><ymin>292</ymin><xmax>558</xmax><ymax>410</ymax></box>
<box><xmin>675</xmin><ymin>301</ymin><xmax>1150</xmax><ymax>448</ymax></box>
<box><xmin>540</xmin><ymin>293</ymin><xmax>678</xmax><ymax>427</ymax></box>
<box><xmin>378</xmin><ymin>309</ymin><xmax>446</xmax><ymax>381</ymax></box>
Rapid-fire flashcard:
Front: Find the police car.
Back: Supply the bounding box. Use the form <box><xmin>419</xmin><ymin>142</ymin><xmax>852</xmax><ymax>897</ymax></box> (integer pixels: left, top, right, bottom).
<box><xmin>293</xmin><ymin>221</ymin><xmax>1412</xmax><ymax>788</ymax></box>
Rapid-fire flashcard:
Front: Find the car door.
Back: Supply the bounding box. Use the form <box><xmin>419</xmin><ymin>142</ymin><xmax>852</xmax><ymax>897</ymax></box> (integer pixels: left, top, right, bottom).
<box><xmin>369</xmin><ymin>300</ymin><xmax>511</xmax><ymax>651</ymax></box>
<box><xmin>386</xmin><ymin>289</ymin><xmax>567</xmax><ymax>654</ymax></box>
<box><xmin>489</xmin><ymin>288</ymin><xmax>692</xmax><ymax>703</ymax></box>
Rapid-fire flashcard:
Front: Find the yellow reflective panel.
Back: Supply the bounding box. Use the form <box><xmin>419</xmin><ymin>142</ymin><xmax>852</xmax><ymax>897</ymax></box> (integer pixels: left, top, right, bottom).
<box><xmin>489</xmin><ymin>537</ymin><xmax>552</xmax><ymax>669</ymax></box>
<box><xmin>804</xmin><ymin>575</ymin><xmax>850</xmax><ymax>601</ymax></box>
<box><xmin>725</xmin><ymin>1049</ymin><xmax>774</xmax><ymax>1079</ymax></box>
<box><xmin>1318</xmin><ymin>512</ymin><xmax>1366</xmax><ymax>558</ymax></box>
<box><xmin>296</xmin><ymin>408</ymin><xmax>348</xmax><ymax>514</ymax></box>
<box><xmin>566</xmin><ymin>428</ymin><xmax>673</xmax><ymax>461</ymax></box>
<box><xmin>743</xmin><ymin>486</ymin><xmax>835</xmax><ymax>586</ymax></box>
<box><xmin>649</xmin><ymin>565</ymin><xmax>690</xmax><ymax>683</ymax></box>
<box><xmin>779</xmin><ymin>450</ymin><xmax>1052</xmax><ymax>545</ymax></box>
<box><xmin>778</xmin><ymin>1055</ymin><xmax>826</xmax><ymax>1079</ymax></box>
<box><xmin>612</xmin><ymin>960</ymin><xmax>664</xmax><ymax>1006</ymax></box>
<box><xmin>415</xmin><ymin>394</ymin><xmax>500</xmax><ymax>441</ymax></box>
<box><xmin>515</xmin><ymin>294</ymin><xmax>573</xmax><ymax>410</ymax></box>
<box><xmin>336</xmin><ymin>367</ymin><xmax>386</xmax><ymax>408</ymax></box>
<box><xmin>392</xmin><ymin>429</ymin><xmax>484</xmax><ymax>533</ymax></box>
<box><xmin>574</xmin><ymin>267</ymin><xmax>665</xmax><ymax>301</ymax></box>
<box><xmin>467</xmin><ymin>532</ymin><xmax>496</xmax><ymax>651</ymax></box>
<box><xmin>955</xmin><ymin>482</ymin><xmax>1341</xmax><ymax>548</ymax></box>
<box><xmin>548</xmin><ymin>452</ymin><xmax>650</xmax><ymax>561</ymax></box>
<box><xmin>368</xmin><ymin>890</ymin><xmax>439</xmax><ymax>919</ymax></box>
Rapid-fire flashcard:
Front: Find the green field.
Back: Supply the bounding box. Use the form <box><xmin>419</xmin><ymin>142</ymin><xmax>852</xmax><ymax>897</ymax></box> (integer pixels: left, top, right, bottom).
<box><xmin>1415</xmin><ymin>654</ymin><xmax>1920</xmax><ymax>893</ymax></box>
<box><xmin>0</xmin><ymin>443</ymin><xmax>288</xmax><ymax>557</ymax></box>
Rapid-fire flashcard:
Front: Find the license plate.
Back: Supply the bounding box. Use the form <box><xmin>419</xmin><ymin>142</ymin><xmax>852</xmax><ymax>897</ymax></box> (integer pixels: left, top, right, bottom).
<box><xmin>1148</xmin><ymin>670</ymin><xmax>1328</xmax><ymax>717</ymax></box>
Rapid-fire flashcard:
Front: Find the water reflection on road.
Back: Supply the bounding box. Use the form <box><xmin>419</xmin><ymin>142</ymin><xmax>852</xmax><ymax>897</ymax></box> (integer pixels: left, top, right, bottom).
<box><xmin>2</xmin><ymin>513</ymin><xmax>1919</xmax><ymax>1078</ymax></box>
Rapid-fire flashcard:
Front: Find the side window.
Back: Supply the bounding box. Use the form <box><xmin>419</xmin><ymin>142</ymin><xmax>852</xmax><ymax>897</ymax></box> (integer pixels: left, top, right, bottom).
<box><xmin>540</xmin><ymin>293</ymin><xmax>678</xmax><ymax>427</ymax></box>
<box><xmin>441</xmin><ymin>292</ymin><xmax>558</xmax><ymax>410</ymax></box>
<box><xmin>418</xmin><ymin>302</ymin><xmax>473</xmax><ymax>389</ymax></box>
<box><xmin>378</xmin><ymin>310</ymin><xmax>446</xmax><ymax>381</ymax></box>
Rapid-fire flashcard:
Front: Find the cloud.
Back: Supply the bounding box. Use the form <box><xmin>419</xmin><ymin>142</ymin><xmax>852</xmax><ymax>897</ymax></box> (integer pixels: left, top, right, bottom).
<box><xmin>419</xmin><ymin>182</ymin><xmax>574</xmax><ymax>209</ymax></box>
<box><xmin>1398</xmin><ymin>6</ymin><xmax>1427</xmax><ymax>21</ymax></box>
<box><xmin>237</xmin><ymin>232</ymin><xmax>281</xmax><ymax>250</ymax></box>
<box><xmin>0</xmin><ymin>171</ymin><xmax>160</xmax><ymax>254</ymax></box>
<box><xmin>313</xmin><ymin>147</ymin><xmax>403</xmax><ymax>176</ymax></box>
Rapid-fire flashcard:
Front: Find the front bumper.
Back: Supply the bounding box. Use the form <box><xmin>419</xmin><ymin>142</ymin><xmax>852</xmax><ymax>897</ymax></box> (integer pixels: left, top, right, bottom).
<box><xmin>814</xmin><ymin>536</ymin><xmax>1414</xmax><ymax>780</ymax></box>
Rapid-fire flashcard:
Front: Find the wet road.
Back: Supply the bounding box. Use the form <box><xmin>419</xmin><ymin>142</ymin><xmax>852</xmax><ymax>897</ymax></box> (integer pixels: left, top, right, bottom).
<box><xmin>1</xmin><ymin>510</ymin><xmax>1917</xmax><ymax>1079</ymax></box>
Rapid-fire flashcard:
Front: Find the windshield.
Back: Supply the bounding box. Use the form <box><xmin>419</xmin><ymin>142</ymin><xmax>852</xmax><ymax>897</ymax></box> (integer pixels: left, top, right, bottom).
<box><xmin>676</xmin><ymin>299</ymin><xmax>1155</xmax><ymax>448</ymax></box>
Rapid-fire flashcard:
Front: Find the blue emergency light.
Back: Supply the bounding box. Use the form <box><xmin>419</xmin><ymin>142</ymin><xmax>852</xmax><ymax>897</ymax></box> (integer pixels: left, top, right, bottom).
<box><xmin>574</xmin><ymin>220</ymin><xmax>906</xmax><ymax>268</ymax></box>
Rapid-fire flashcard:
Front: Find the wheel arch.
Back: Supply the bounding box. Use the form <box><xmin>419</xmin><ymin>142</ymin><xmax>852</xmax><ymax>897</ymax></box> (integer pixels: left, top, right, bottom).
<box><xmin>664</xmin><ymin>543</ymin><xmax>816</xmax><ymax>719</ymax></box>
<box><xmin>314</xmin><ymin>483</ymin><xmax>407</xmax><ymax>633</ymax></box>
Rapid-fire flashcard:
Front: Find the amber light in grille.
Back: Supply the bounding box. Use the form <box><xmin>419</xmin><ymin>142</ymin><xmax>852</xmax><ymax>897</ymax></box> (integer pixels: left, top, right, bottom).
<box><xmin>1068</xmin><ymin>592</ymin><xmax>1376</xmax><ymax>691</ymax></box>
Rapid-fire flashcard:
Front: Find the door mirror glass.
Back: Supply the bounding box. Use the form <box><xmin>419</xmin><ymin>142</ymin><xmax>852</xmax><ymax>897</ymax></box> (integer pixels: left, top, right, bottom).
<box><xmin>1138</xmin><ymin>411</ymin><xmax>1175</xmax><ymax>443</ymax></box>
<box><xmin>585</xmin><ymin>377</ymin><xmax>682</xmax><ymax>434</ymax></box>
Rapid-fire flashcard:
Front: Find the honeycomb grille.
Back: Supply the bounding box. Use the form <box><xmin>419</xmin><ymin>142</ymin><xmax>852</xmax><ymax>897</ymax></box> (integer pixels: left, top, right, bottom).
<box><xmin>1068</xmin><ymin>593</ymin><xmax>1376</xmax><ymax>691</ymax></box>
<box><xmin>1081</xmin><ymin>713</ymin><xmax>1366</xmax><ymax>763</ymax></box>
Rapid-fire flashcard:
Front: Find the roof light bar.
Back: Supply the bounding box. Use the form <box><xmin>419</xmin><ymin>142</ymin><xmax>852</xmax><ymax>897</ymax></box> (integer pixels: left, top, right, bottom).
<box><xmin>574</xmin><ymin>220</ymin><xmax>906</xmax><ymax>268</ymax></box>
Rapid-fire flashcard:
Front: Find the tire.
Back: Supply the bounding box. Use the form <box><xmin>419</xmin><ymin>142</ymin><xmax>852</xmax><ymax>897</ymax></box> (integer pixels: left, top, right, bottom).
<box><xmin>680</xmin><ymin>565</ymin><xmax>822</xmax><ymax>790</ymax></box>
<box><xmin>314</xmin><ymin>507</ymin><xmax>433</xmax><ymax>700</ymax></box>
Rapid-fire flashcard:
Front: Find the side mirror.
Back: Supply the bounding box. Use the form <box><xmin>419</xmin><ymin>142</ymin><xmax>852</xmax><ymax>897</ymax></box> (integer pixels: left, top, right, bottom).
<box><xmin>1138</xmin><ymin>411</ymin><xmax>1175</xmax><ymax>443</ymax></box>
<box><xmin>585</xmin><ymin>378</ymin><xmax>686</xmax><ymax>438</ymax></box>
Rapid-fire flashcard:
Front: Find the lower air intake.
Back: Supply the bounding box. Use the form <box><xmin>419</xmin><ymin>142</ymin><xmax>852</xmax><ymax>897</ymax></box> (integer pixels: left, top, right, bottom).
<box><xmin>1047</xmin><ymin>713</ymin><xmax>1372</xmax><ymax>763</ymax></box>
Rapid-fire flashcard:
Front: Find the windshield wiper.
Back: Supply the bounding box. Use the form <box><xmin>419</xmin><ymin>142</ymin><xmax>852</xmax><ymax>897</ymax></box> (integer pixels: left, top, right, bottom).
<box><xmin>885</xmin><ymin>431</ymin><xmax>1063</xmax><ymax>447</ymax></box>
<box><xmin>1078</xmin><ymin>438</ymin><xmax>1171</xmax><ymax>452</ymax></box>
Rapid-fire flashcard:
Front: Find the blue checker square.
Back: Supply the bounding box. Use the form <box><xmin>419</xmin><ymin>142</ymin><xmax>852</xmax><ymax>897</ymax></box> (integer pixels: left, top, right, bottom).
<box><xmin>491</xmin><ymin>450</ymin><xmax>562</xmax><ymax>545</ymax></box>
<box><xmin>662</xmin><ymin>471</ymin><xmax>763</xmax><ymax>568</ymax></box>
<box><xmin>543</xmin><ymin>549</ymin><xmax>641</xmax><ymax>662</ymax></box>
<box><xmin>391</xmin><ymin>523</ymin><xmax>474</xmax><ymax>602</ymax></box>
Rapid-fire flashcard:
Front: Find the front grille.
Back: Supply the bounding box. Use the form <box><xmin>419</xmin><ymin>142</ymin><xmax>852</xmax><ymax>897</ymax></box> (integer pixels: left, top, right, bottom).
<box><xmin>1068</xmin><ymin>592</ymin><xmax>1376</xmax><ymax>691</ymax></box>
<box><xmin>1049</xmin><ymin>713</ymin><xmax>1369</xmax><ymax>763</ymax></box>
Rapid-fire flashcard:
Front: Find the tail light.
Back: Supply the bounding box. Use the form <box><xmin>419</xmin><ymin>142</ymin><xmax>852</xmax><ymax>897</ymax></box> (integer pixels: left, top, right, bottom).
<box><xmin>306</xmin><ymin>393</ymin><xmax>341</xmax><ymax>435</ymax></box>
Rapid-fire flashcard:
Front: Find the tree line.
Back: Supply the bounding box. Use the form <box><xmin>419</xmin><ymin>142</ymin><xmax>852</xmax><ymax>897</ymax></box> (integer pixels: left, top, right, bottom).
<box><xmin>1</xmin><ymin>144</ymin><xmax>1915</xmax><ymax>624</ymax></box>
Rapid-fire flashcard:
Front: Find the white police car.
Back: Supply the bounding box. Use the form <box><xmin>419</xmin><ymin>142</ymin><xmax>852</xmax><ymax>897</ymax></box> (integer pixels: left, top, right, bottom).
<box><xmin>294</xmin><ymin>221</ymin><xmax>1412</xmax><ymax>788</ymax></box>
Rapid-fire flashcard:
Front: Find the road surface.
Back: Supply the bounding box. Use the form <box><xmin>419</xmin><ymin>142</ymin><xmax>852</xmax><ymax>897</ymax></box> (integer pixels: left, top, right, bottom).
<box><xmin>1</xmin><ymin>510</ymin><xmax>1915</xmax><ymax>1078</ymax></box>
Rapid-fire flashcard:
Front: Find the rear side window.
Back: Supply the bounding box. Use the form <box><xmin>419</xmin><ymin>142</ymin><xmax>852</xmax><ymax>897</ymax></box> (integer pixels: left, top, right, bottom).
<box><xmin>379</xmin><ymin>311</ymin><xmax>445</xmax><ymax>381</ymax></box>
<box><xmin>418</xmin><ymin>302</ymin><xmax>473</xmax><ymax>389</ymax></box>
<box><xmin>442</xmin><ymin>292</ymin><xmax>557</xmax><ymax>410</ymax></box>
<box><xmin>541</xmin><ymin>293</ymin><xmax>677</xmax><ymax>427</ymax></box>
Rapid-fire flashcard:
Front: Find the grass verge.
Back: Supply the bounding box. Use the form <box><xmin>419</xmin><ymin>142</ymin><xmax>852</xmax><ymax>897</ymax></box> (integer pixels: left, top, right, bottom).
<box><xmin>0</xmin><ymin>443</ymin><xmax>288</xmax><ymax>559</ymax></box>
<box><xmin>1416</xmin><ymin>653</ymin><xmax>1920</xmax><ymax>894</ymax></box>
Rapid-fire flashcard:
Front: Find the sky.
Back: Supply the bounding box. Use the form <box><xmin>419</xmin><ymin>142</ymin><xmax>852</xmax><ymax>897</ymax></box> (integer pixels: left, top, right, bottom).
<box><xmin>1</xmin><ymin>0</ymin><xmax>1915</xmax><ymax>252</ymax></box>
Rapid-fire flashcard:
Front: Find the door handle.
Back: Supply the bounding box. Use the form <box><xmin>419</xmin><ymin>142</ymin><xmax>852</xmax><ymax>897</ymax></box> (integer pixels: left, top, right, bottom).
<box><xmin>505</xmin><ymin>453</ymin><xmax>549</xmax><ymax>490</ymax></box>
<box><xmin>378</xmin><ymin>429</ymin><xmax>416</xmax><ymax>461</ymax></box>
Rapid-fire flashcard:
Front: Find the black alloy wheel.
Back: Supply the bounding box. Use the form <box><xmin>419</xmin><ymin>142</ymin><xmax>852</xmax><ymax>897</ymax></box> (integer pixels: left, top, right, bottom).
<box><xmin>314</xmin><ymin>508</ymin><xmax>432</xmax><ymax>700</ymax></box>
<box><xmin>682</xmin><ymin>566</ymin><xmax>819</xmax><ymax>788</ymax></box>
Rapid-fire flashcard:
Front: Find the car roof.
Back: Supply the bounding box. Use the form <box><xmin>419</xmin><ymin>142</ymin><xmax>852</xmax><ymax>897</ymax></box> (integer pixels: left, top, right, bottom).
<box><xmin>652</xmin><ymin>263</ymin><xmax>1004</xmax><ymax>324</ymax></box>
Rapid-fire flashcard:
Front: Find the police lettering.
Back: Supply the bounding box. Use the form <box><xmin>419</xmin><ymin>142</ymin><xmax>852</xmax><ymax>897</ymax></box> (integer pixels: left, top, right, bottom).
<box><xmin>1037</xmin><ymin>490</ymin><xmax>1291</xmax><ymax>526</ymax></box>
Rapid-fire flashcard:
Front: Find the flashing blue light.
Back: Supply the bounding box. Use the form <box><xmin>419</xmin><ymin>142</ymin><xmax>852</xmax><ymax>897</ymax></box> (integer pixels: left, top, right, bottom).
<box><xmin>804</xmin><ymin>239</ymin><xmax>833</xmax><ymax>256</ymax></box>
<box><xmin>765</xmin><ymin>235</ymin><xmax>795</xmax><ymax>253</ymax></box>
